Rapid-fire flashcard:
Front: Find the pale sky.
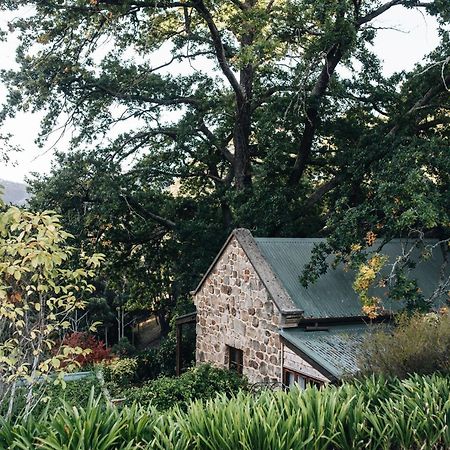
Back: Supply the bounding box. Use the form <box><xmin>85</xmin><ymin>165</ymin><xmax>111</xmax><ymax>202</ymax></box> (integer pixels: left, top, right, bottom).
<box><xmin>0</xmin><ymin>5</ymin><xmax>440</xmax><ymax>183</ymax></box>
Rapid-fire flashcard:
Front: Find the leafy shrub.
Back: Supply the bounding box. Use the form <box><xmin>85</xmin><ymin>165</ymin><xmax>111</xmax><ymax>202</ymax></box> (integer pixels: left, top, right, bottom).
<box><xmin>124</xmin><ymin>364</ymin><xmax>248</xmax><ymax>410</ymax></box>
<box><xmin>42</xmin><ymin>376</ymin><xmax>103</xmax><ymax>414</ymax></box>
<box><xmin>1</xmin><ymin>373</ymin><xmax>449</xmax><ymax>450</ymax></box>
<box><xmin>155</xmin><ymin>334</ymin><xmax>177</xmax><ymax>376</ymax></box>
<box><xmin>0</xmin><ymin>376</ymin><xmax>102</xmax><ymax>419</ymax></box>
<box><xmin>103</xmin><ymin>336</ymin><xmax>181</xmax><ymax>391</ymax></box>
<box><xmin>134</xmin><ymin>334</ymin><xmax>184</xmax><ymax>383</ymax></box>
<box><xmin>102</xmin><ymin>358</ymin><xmax>138</xmax><ymax>388</ymax></box>
<box><xmin>134</xmin><ymin>348</ymin><xmax>161</xmax><ymax>381</ymax></box>
<box><xmin>359</xmin><ymin>311</ymin><xmax>450</xmax><ymax>378</ymax></box>
<box><xmin>111</xmin><ymin>337</ymin><xmax>136</xmax><ymax>357</ymax></box>
<box><xmin>60</xmin><ymin>332</ymin><xmax>112</xmax><ymax>367</ymax></box>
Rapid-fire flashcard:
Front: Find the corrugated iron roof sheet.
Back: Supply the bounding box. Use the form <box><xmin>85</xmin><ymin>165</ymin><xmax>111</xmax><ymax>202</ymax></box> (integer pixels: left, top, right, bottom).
<box><xmin>280</xmin><ymin>324</ymin><xmax>381</xmax><ymax>379</ymax></box>
<box><xmin>255</xmin><ymin>238</ymin><xmax>448</xmax><ymax>319</ymax></box>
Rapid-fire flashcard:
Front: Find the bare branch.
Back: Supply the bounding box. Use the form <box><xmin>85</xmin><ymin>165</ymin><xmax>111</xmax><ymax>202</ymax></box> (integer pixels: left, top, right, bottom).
<box><xmin>357</xmin><ymin>0</ymin><xmax>403</xmax><ymax>26</ymax></box>
<box><xmin>357</xmin><ymin>0</ymin><xmax>433</xmax><ymax>26</ymax></box>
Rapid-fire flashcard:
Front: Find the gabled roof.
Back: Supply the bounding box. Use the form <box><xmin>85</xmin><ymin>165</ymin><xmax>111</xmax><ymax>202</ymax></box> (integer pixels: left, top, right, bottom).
<box><xmin>280</xmin><ymin>323</ymin><xmax>383</xmax><ymax>380</ymax></box>
<box><xmin>255</xmin><ymin>237</ymin><xmax>448</xmax><ymax>320</ymax></box>
<box><xmin>191</xmin><ymin>229</ymin><xmax>303</xmax><ymax>316</ymax></box>
<box><xmin>193</xmin><ymin>229</ymin><xmax>448</xmax><ymax>321</ymax></box>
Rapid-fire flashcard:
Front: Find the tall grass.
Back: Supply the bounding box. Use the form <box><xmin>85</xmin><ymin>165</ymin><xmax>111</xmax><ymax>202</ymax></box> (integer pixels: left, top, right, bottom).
<box><xmin>0</xmin><ymin>373</ymin><xmax>448</xmax><ymax>450</ymax></box>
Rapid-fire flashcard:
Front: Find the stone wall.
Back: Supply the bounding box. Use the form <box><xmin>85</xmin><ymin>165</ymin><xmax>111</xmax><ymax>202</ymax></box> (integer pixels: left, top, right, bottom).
<box><xmin>194</xmin><ymin>237</ymin><xmax>283</xmax><ymax>384</ymax></box>
<box><xmin>283</xmin><ymin>346</ymin><xmax>330</xmax><ymax>383</ymax></box>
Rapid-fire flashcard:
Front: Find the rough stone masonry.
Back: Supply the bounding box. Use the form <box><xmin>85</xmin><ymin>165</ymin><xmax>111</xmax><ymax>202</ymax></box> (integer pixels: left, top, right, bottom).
<box><xmin>194</xmin><ymin>236</ymin><xmax>283</xmax><ymax>383</ymax></box>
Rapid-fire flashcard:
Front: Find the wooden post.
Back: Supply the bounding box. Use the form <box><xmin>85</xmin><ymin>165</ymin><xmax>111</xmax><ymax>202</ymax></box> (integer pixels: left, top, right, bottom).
<box><xmin>176</xmin><ymin>322</ymin><xmax>182</xmax><ymax>377</ymax></box>
<box><xmin>175</xmin><ymin>312</ymin><xmax>197</xmax><ymax>377</ymax></box>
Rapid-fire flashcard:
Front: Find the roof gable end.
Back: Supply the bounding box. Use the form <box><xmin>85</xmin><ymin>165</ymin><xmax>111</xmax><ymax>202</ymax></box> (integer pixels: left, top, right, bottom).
<box><xmin>191</xmin><ymin>229</ymin><xmax>303</xmax><ymax>317</ymax></box>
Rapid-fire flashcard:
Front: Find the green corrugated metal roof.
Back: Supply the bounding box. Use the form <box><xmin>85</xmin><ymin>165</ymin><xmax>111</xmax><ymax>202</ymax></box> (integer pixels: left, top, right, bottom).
<box><xmin>255</xmin><ymin>238</ymin><xmax>448</xmax><ymax>320</ymax></box>
<box><xmin>280</xmin><ymin>324</ymin><xmax>380</xmax><ymax>379</ymax></box>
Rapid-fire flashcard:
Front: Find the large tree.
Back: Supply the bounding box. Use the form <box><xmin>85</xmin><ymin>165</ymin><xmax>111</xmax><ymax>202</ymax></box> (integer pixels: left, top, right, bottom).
<box><xmin>1</xmin><ymin>0</ymin><xmax>449</xmax><ymax>315</ymax></box>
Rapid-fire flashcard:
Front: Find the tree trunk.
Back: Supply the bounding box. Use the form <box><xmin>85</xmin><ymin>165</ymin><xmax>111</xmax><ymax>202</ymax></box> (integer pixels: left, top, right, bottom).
<box><xmin>233</xmin><ymin>29</ymin><xmax>254</xmax><ymax>190</ymax></box>
<box><xmin>233</xmin><ymin>96</ymin><xmax>253</xmax><ymax>190</ymax></box>
<box><xmin>221</xmin><ymin>201</ymin><xmax>233</xmax><ymax>229</ymax></box>
<box><xmin>157</xmin><ymin>311</ymin><xmax>170</xmax><ymax>337</ymax></box>
<box><xmin>24</xmin><ymin>352</ymin><xmax>40</xmax><ymax>418</ymax></box>
<box><xmin>117</xmin><ymin>308</ymin><xmax>122</xmax><ymax>340</ymax></box>
<box><xmin>288</xmin><ymin>44</ymin><xmax>343</xmax><ymax>187</ymax></box>
<box><xmin>121</xmin><ymin>308</ymin><xmax>125</xmax><ymax>340</ymax></box>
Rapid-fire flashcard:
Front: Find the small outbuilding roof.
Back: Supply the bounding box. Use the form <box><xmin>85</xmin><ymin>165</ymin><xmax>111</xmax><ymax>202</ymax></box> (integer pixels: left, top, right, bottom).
<box><xmin>280</xmin><ymin>323</ymin><xmax>382</xmax><ymax>380</ymax></box>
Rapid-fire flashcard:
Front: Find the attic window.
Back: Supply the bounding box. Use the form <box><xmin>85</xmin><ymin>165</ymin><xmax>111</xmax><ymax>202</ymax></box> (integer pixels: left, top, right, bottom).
<box><xmin>228</xmin><ymin>346</ymin><xmax>243</xmax><ymax>375</ymax></box>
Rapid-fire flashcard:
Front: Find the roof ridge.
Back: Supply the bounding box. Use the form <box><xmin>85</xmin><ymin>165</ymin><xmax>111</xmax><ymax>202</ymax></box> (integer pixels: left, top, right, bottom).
<box><xmin>254</xmin><ymin>237</ymin><xmax>441</xmax><ymax>243</ymax></box>
<box><xmin>254</xmin><ymin>237</ymin><xmax>327</xmax><ymax>243</ymax></box>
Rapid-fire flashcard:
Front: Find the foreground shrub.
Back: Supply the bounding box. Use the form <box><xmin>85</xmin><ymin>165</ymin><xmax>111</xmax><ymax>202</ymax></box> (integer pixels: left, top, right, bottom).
<box><xmin>0</xmin><ymin>375</ymin><xmax>102</xmax><ymax>419</ymax></box>
<box><xmin>0</xmin><ymin>373</ymin><xmax>449</xmax><ymax>450</ymax></box>
<box><xmin>125</xmin><ymin>364</ymin><xmax>248</xmax><ymax>410</ymax></box>
<box><xmin>123</xmin><ymin>364</ymin><xmax>248</xmax><ymax>410</ymax></box>
<box><xmin>102</xmin><ymin>357</ymin><xmax>138</xmax><ymax>388</ymax></box>
<box><xmin>42</xmin><ymin>375</ymin><xmax>103</xmax><ymax>413</ymax></box>
<box><xmin>359</xmin><ymin>312</ymin><xmax>450</xmax><ymax>378</ymax></box>
<box><xmin>60</xmin><ymin>332</ymin><xmax>112</xmax><ymax>367</ymax></box>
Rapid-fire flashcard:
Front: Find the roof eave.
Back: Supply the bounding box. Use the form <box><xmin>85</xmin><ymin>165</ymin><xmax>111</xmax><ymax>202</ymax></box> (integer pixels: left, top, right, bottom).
<box><xmin>280</xmin><ymin>334</ymin><xmax>339</xmax><ymax>382</ymax></box>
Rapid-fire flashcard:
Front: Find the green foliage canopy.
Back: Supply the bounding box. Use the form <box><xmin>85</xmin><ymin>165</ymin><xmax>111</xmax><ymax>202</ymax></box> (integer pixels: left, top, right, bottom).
<box><xmin>1</xmin><ymin>0</ymin><xmax>449</xmax><ymax>313</ymax></box>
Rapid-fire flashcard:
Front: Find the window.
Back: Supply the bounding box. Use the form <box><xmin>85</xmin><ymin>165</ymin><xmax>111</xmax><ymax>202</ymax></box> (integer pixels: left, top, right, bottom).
<box><xmin>283</xmin><ymin>369</ymin><xmax>323</xmax><ymax>390</ymax></box>
<box><xmin>228</xmin><ymin>346</ymin><xmax>244</xmax><ymax>374</ymax></box>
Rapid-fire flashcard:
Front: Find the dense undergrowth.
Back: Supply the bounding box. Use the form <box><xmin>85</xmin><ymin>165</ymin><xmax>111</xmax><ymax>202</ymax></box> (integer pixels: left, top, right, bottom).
<box><xmin>0</xmin><ymin>373</ymin><xmax>449</xmax><ymax>450</ymax></box>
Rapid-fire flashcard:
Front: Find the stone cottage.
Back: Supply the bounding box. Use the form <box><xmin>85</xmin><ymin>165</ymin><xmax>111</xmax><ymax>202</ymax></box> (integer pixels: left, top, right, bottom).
<box><xmin>189</xmin><ymin>229</ymin><xmax>446</xmax><ymax>387</ymax></box>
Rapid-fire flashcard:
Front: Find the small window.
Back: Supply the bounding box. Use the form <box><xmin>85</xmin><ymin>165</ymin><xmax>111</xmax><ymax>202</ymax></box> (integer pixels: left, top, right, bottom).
<box><xmin>283</xmin><ymin>369</ymin><xmax>323</xmax><ymax>390</ymax></box>
<box><xmin>228</xmin><ymin>346</ymin><xmax>244</xmax><ymax>374</ymax></box>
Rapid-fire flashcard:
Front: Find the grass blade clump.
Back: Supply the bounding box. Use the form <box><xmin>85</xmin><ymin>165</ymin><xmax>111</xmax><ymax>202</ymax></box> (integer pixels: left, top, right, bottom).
<box><xmin>0</xmin><ymin>373</ymin><xmax>449</xmax><ymax>450</ymax></box>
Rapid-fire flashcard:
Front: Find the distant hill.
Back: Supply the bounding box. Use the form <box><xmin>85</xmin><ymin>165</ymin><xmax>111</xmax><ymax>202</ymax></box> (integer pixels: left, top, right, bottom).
<box><xmin>0</xmin><ymin>179</ymin><xmax>30</xmax><ymax>205</ymax></box>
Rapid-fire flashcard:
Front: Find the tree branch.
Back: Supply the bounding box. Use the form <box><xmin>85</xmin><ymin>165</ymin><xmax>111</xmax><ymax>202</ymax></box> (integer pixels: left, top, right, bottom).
<box><xmin>356</xmin><ymin>0</ymin><xmax>432</xmax><ymax>26</ymax></box>
<box><xmin>192</xmin><ymin>0</ymin><xmax>244</xmax><ymax>101</ymax></box>
<box><xmin>98</xmin><ymin>0</ymin><xmax>193</xmax><ymax>8</ymax></box>
<box><xmin>357</xmin><ymin>0</ymin><xmax>403</xmax><ymax>26</ymax></box>
<box><xmin>287</xmin><ymin>0</ymin><xmax>436</xmax><ymax>188</ymax></box>
<box><xmin>86</xmin><ymin>82</ymin><xmax>200</xmax><ymax>106</ymax></box>
<box><xmin>121</xmin><ymin>195</ymin><xmax>176</xmax><ymax>229</ymax></box>
<box><xmin>388</xmin><ymin>74</ymin><xmax>450</xmax><ymax>136</ymax></box>
<box><xmin>288</xmin><ymin>43</ymin><xmax>344</xmax><ymax>186</ymax></box>
<box><xmin>305</xmin><ymin>175</ymin><xmax>343</xmax><ymax>208</ymax></box>
<box><xmin>198</xmin><ymin>122</ymin><xmax>235</xmax><ymax>164</ymax></box>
